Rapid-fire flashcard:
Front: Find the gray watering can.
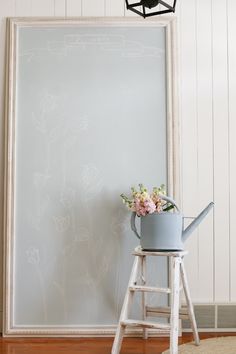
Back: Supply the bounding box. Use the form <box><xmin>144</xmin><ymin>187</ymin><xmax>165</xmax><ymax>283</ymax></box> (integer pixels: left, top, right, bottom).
<box><xmin>131</xmin><ymin>195</ymin><xmax>214</xmax><ymax>251</ymax></box>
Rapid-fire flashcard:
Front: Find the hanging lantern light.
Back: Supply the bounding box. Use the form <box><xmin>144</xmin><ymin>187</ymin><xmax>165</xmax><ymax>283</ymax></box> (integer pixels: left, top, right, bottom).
<box><xmin>125</xmin><ymin>0</ymin><xmax>177</xmax><ymax>18</ymax></box>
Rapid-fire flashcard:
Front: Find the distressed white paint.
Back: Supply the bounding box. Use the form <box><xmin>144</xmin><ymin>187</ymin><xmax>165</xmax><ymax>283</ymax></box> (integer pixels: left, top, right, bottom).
<box><xmin>228</xmin><ymin>0</ymin><xmax>236</xmax><ymax>303</ymax></box>
<box><xmin>170</xmin><ymin>257</ymin><xmax>180</xmax><ymax>354</ymax></box>
<box><xmin>141</xmin><ymin>256</ymin><xmax>148</xmax><ymax>339</ymax></box>
<box><xmin>54</xmin><ymin>0</ymin><xmax>66</xmax><ymax>16</ymax></box>
<box><xmin>0</xmin><ymin>0</ymin><xmax>235</xmax><ymax>334</ymax></box>
<box><xmin>66</xmin><ymin>0</ymin><xmax>82</xmax><ymax>16</ymax></box>
<box><xmin>112</xmin><ymin>249</ymin><xmax>199</xmax><ymax>354</ymax></box>
<box><xmin>180</xmin><ymin>259</ymin><xmax>200</xmax><ymax>345</ymax></box>
<box><xmin>179</xmin><ymin>0</ymin><xmax>199</xmax><ymax>301</ymax></box>
<box><xmin>195</xmin><ymin>0</ymin><xmax>214</xmax><ymax>302</ymax></box>
<box><xmin>105</xmin><ymin>0</ymin><xmax>124</xmax><ymax>16</ymax></box>
<box><xmin>111</xmin><ymin>256</ymin><xmax>140</xmax><ymax>354</ymax></box>
<box><xmin>212</xmin><ymin>0</ymin><xmax>230</xmax><ymax>303</ymax></box>
<box><xmin>0</xmin><ymin>0</ymin><xmax>15</xmax><ymax>333</ymax></box>
<box><xmin>15</xmin><ymin>0</ymin><xmax>31</xmax><ymax>16</ymax></box>
<box><xmin>31</xmin><ymin>0</ymin><xmax>54</xmax><ymax>16</ymax></box>
<box><xmin>82</xmin><ymin>0</ymin><xmax>105</xmax><ymax>16</ymax></box>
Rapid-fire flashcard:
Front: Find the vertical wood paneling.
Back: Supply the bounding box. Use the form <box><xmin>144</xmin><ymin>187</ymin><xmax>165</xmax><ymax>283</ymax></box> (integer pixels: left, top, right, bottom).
<box><xmin>66</xmin><ymin>0</ymin><xmax>82</xmax><ymax>16</ymax></box>
<box><xmin>54</xmin><ymin>0</ymin><xmax>66</xmax><ymax>16</ymax></box>
<box><xmin>105</xmin><ymin>0</ymin><xmax>125</xmax><ymax>16</ymax></box>
<box><xmin>15</xmin><ymin>0</ymin><xmax>32</xmax><ymax>16</ymax></box>
<box><xmin>179</xmin><ymin>0</ymin><xmax>199</xmax><ymax>301</ymax></box>
<box><xmin>31</xmin><ymin>0</ymin><xmax>54</xmax><ymax>16</ymax></box>
<box><xmin>196</xmin><ymin>0</ymin><xmax>214</xmax><ymax>302</ymax></box>
<box><xmin>124</xmin><ymin>1</ymin><xmax>140</xmax><ymax>16</ymax></box>
<box><xmin>228</xmin><ymin>0</ymin><xmax>236</xmax><ymax>302</ymax></box>
<box><xmin>175</xmin><ymin>0</ymin><xmax>182</xmax><ymax>209</ymax></box>
<box><xmin>212</xmin><ymin>0</ymin><xmax>230</xmax><ymax>302</ymax></box>
<box><xmin>82</xmin><ymin>0</ymin><xmax>105</xmax><ymax>16</ymax></box>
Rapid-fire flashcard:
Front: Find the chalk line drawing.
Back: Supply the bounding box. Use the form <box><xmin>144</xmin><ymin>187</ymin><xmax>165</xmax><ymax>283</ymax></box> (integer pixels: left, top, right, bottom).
<box><xmin>20</xmin><ymin>31</ymin><xmax>164</xmax><ymax>61</ymax></box>
<box><xmin>26</xmin><ymin>247</ymin><xmax>40</xmax><ymax>265</ymax></box>
<box><xmin>60</xmin><ymin>188</ymin><xmax>75</xmax><ymax>209</ymax></box>
<box><xmin>47</xmin><ymin>40</ymin><xmax>67</xmax><ymax>56</ymax></box>
<box><xmin>19</xmin><ymin>48</ymin><xmax>48</xmax><ymax>62</ymax></box>
<box><xmin>53</xmin><ymin>281</ymin><xmax>68</xmax><ymax>321</ymax></box>
<box><xmin>74</xmin><ymin>227</ymin><xmax>90</xmax><ymax>242</ymax></box>
<box><xmin>53</xmin><ymin>215</ymin><xmax>71</xmax><ymax>233</ymax></box>
<box><xmin>17</xmin><ymin>25</ymin><xmax>166</xmax><ymax>323</ymax></box>
<box><xmin>81</xmin><ymin>164</ymin><xmax>103</xmax><ymax>200</ymax></box>
<box><xmin>64</xmin><ymin>33</ymin><xmax>164</xmax><ymax>58</ymax></box>
<box><xmin>26</xmin><ymin>246</ymin><xmax>48</xmax><ymax>322</ymax></box>
<box><xmin>27</xmin><ymin>195</ymin><xmax>50</xmax><ymax>231</ymax></box>
<box><xmin>33</xmin><ymin>173</ymin><xmax>51</xmax><ymax>190</ymax></box>
<box><xmin>32</xmin><ymin>91</ymin><xmax>58</xmax><ymax>135</ymax></box>
<box><xmin>78</xmin><ymin>116</ymin><xmax>89</xmax><ymax>131</ymax></box>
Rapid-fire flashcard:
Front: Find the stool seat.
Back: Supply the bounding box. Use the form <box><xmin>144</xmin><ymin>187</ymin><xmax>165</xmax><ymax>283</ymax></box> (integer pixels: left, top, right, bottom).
<box><xmin>133</xmin><ymin>245</ymin><xmax>188</xmax><ymax>257</ymax></box>
<box><xmin>111</xmin><ymin>246</ymin><xmax>200</xmax><ymax>354</ymax></box>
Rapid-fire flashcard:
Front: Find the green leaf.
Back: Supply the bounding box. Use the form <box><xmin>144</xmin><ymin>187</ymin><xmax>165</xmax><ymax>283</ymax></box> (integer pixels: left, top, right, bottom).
<box><xmin>163</xmin><ymin>204</ymin><xmax>174</xmax><ymax>212</ymax></box>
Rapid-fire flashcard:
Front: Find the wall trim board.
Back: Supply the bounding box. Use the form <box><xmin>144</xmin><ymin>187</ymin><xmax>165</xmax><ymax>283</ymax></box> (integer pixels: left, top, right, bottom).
<box><xmin>1</xmin><ymin>326</ymin><xmax>169</xmax><ymax>337</ymax></box>
<box><xmin>3</xmin><ymin>16</ymin><xmax>179</xmax><ymax>337</ymax></box>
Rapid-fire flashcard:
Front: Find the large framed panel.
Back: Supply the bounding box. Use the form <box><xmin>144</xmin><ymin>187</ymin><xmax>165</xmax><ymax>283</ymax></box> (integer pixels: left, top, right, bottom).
<box><xmin>3</xmin><ymin>17</ymin><xmax>179</xmax><ymax>336</ymax></box>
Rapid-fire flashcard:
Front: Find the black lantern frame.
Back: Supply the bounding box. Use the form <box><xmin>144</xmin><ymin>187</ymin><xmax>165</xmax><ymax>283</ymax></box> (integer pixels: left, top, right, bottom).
<box><xmin>125</xmin><ymin>0</ymin><xmax>177</xmax><ymax>18</ymax></box>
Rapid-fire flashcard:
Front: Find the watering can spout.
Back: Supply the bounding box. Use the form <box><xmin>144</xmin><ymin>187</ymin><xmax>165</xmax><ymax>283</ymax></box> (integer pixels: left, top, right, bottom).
<box><xmin>182</xmin><ymin>202</ymin><xmax>214</xmax><ymax>243</ymax></box>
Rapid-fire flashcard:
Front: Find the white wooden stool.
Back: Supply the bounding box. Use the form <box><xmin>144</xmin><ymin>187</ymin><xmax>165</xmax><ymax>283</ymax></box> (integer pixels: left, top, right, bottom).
<box><xmin>111</xmin><ymin>246</ymin><xmax>200</xmax><ymax>354</ymax></box>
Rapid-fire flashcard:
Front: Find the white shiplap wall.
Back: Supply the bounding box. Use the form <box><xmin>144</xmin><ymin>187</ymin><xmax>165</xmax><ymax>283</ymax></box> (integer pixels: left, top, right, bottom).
<box><xmin>0</xmin><ymin>0</ymin><xmax>235</xmax><ymax>327</ymax></box>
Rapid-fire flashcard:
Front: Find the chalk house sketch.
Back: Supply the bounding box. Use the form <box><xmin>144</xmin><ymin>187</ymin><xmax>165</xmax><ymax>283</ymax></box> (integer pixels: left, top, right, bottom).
<box><xmin>4</xmin><ymin>18</ymin><xmax>178</xmax><ymax>336</ymax></box>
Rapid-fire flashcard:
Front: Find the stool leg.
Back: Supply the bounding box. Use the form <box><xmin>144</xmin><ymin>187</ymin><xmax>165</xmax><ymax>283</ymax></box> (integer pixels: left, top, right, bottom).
<box><xmin>141</xmin><ymin>256</ymin><xmax>148</xmax><ymax>339</ymax></box>
<box><xmin>180</xmin><ymin>259</ymin><xmax>200</xmax><ymax>346</ymax></box>
<box><xmin>170</xmin><ymin>256</ymin><xmax>180</xmax><ymax>354</ymax></box>
<box><xmin>111</xmin><ymin>256</ymin><xmax>140</xmax><ymax>354</ymax></box>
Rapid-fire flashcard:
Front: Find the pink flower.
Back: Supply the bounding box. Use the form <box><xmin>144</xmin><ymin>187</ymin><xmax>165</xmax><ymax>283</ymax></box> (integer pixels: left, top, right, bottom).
<box><xmin>134</xmin><ymin>197</ymin><xmax>156</xmax><ymax>216</ymax></box>
<box><xmin>143</xmin><ymin>199</ymin><xmax>156</xmax><ymax>214</ymax></box>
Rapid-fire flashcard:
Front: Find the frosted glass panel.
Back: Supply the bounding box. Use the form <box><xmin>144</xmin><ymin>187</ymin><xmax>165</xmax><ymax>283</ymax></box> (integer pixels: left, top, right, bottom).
<box><xmin>12</xmin><ymin>23</ymin><xmax>169</xmax><ymax>328</ymax></box>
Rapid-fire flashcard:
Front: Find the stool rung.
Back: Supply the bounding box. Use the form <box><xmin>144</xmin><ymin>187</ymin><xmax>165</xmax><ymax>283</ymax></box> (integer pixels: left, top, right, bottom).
<box><xmin>121</xmin><ymin>319</ymin><xmax>171</xmax><ymax>330</ymax></box>
<box><xmin>146</xmin><ymin>306</ymin><xmax>189</xmax><ymax>320</ymax></box>
<box><xmin>129</xmin><ymin>285</ymin><xmax>171</xmax><ymax>294</ymax></box>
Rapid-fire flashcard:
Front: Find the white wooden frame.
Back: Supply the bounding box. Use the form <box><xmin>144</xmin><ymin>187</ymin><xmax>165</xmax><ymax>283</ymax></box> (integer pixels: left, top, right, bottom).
<box><xmin>3</xmin><ymin>16</ymin><xmax>179</xmax><ymax>337</ymax></box>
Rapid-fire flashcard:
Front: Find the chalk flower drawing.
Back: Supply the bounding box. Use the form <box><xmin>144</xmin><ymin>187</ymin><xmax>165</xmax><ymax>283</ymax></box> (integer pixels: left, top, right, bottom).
<box><xmin>60</xmin><ymin>188</ymin><xmax>75</xmax><ymax>209</ymax></box>
<box><xmin>27</xmin><ymin>195</ymin><xmax>50</xmax><ymax>231</ymax></box>
<box><xmin>53</xmin><ymin>215</ymin><xmax>71</xmax><ymax>233</ymax></box>
<box><xmin>74</xmin><ymin>227</ymin><xmax>90</xmax><ymax>242</ymax></box>
<box><xmin>26</xmin><ymin>247</ymin><xmax>40</xmax><ymax>265</ymax></box>
<box><xmin>25</xmin><ymin>246</ymin><xmax>49</xmax><ymax>321</ymax></box>
<box><xmin>111</xmin><ymin>209</ymin><xmax>130</xmax><ymax>236</ymax></box>
<box><xmin>78</xmin><ymin>116</ymin><xmax>89</xmax><ymax>131</ymax></box>
<box><xmin>81</xmin><ymin>164</ymin><xmax>103</xmax><ymax>198</ymax></box>
<box><xmin>32</xmin><ymin>91</ymin><xmax>58</xmax><ymax>134</ymax></box>
<box><xmin>33</xmin><ymin>173</ymin><xmax>51</xmax><ymax>189</ymax></box>
<box><xmin>40</xmin><ymin>92</ymin><xmax>57</xmax><ymax>114</ymax></box>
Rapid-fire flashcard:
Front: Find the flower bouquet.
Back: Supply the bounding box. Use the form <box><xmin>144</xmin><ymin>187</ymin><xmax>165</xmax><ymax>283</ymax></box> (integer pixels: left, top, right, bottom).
<box><xmin>121</xmin><ymin>184</ymin><xmax>174</xmax><ymax>217</ymax></box>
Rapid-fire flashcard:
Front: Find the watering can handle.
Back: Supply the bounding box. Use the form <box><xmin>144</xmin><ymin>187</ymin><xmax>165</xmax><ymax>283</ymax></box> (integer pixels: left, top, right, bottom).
<box><xmin>130</xmin><ymin>195</ymin><xmax>180</xmax><ymax>239</ymax></box>
<box><xmin>131</xmin><ymin>212</ymin><xmax>141</xmax><ymax>239</ymax></box>
<box><xmin>159</xmin><ymin>194</ymin><xmax>180</xmax><ymax>212</ymax></box>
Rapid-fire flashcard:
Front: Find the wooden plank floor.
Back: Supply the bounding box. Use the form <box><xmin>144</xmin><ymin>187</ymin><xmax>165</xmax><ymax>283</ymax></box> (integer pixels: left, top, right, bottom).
<box><xmin>0</xmin><ymin>333</ymin><xmax>235</xmax><ymax>354</ymax></box>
